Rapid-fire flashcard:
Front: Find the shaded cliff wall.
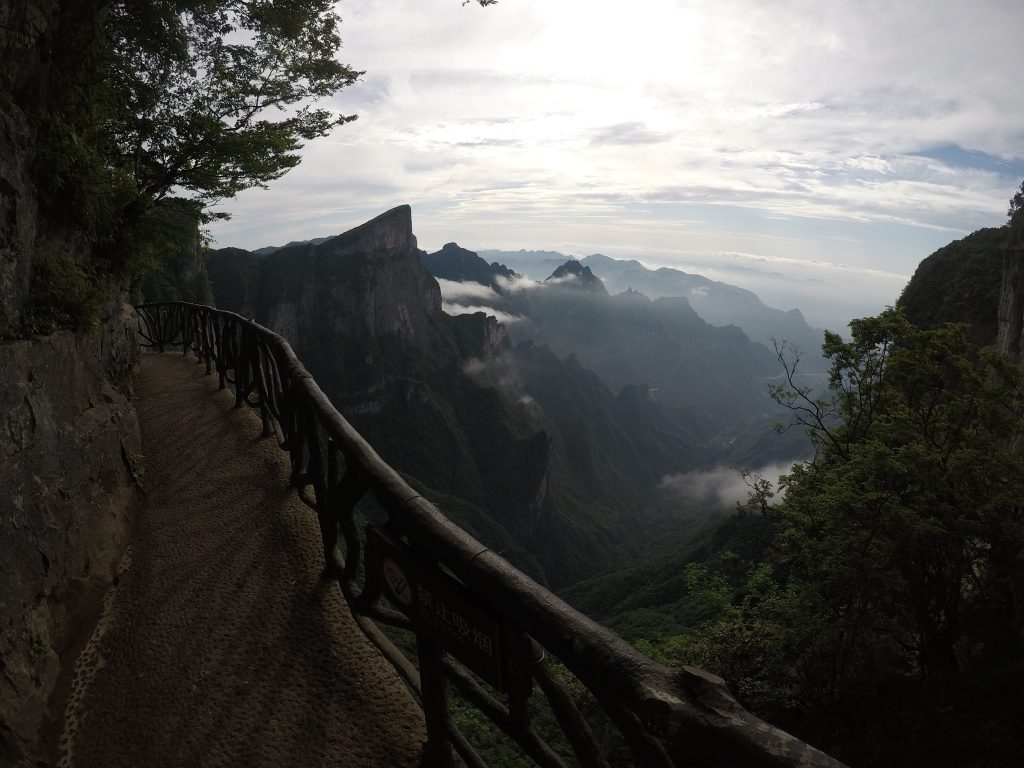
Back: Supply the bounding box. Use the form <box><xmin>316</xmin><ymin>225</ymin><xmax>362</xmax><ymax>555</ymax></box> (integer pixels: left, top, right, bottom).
<box><xmin>132</xmin><ymin>205</ymin><xmax>213</xmax><ymax>306</ymax></box>
<box><xmin>0</xmin><ymin>4</ymin><xmax>142</xmax><ymax>764</ymax></box>
<box><xmin>0</xmin><ymin>305</ymin><xmax>141</xmax><ymax>766</ymax></box>
<box><xmin>997</xmin><ymin>207</ymin><xmax>1024</xmax><ymax>363</ymax></box>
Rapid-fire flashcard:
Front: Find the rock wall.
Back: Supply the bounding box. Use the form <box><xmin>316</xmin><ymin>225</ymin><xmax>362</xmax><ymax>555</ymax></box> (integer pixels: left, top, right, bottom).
<box><xmin>997</xmin><ymin>210</ymin><xmax>1024</xmax><ymax>363</ymax></box>
<box><xmin>132</xmin><ymin>204</ymin><xmax>213</xmax><ymax>306</ymax></box>
<box><xmin>0</xmin><ymin>40</ymin><xmax>37</xmax><ymax>339</ymax></box>
<box><xmin>0</xmin><ymin>4</ymin><xmax>143</xmax><ymax>764</ymax></box>
<box><xmin>205</xmin><ymin>247</ymin><xmax>264</xmax><ymax>319</ymax></box>
<box><xmin>0</xmin><ymin>301</ymin><xmax>141</xmax><ymax>766</ymax></box>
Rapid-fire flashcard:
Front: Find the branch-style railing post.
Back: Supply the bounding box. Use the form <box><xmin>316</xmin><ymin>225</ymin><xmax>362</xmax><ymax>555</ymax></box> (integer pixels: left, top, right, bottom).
<box><xmin>417</xmin><ymin>633</ymin><xmax>455</xmax><ymax>768</ymax></box>
<box><xmin>134</xmin><ymin>302</ymin><xmax>848</xmax><ymax>768</ymax></box>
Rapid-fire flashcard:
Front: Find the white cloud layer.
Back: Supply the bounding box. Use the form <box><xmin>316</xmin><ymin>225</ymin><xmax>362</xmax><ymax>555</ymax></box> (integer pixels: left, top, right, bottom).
<box><xmin>441</xmin><ymin>302</ymin><xmax>522</xmax><ymax>325</ymax></box>
<box><xmin>660</xmin><ymin>463</ymin><xmax>799</xmax><ymax>510</ymax></box>
<box><xmin>435</xmin><ymin>277</ymin><xmax>499</xmax><ymax>302</ymax></box>
<box><xmin>208</xmin><ymin>0</ymin><xmax>1024</xmax><ymax>329</ymax></box>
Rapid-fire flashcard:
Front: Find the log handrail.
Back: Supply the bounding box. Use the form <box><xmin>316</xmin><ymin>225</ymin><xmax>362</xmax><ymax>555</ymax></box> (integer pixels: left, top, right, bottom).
<box><xmin>135</xmin><ymin>301</ymin><xmax>845</xmax><ymax>768</ymax></box>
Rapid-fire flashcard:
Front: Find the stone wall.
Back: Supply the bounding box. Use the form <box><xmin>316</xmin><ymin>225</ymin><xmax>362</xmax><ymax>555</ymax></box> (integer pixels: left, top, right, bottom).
<box><xmin>997</xmin><ymin>206</ymin><xmax>1024</xmax><ymax>363</ymax></box>
<box><xmin>0</xmin><ymin>4</ymin><xmax>143</xmax><ymax>764</ymax></box>
<box><xmin>0</xmin><ymin>300</ymin><xmax>142</xmax><ymax>766</ymax></box>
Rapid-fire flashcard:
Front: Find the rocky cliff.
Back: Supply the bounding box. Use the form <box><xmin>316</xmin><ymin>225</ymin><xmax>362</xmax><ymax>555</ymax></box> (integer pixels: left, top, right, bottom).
<box><xmin>997</xmin><ymin>204</ymin><xmax>1024</xmax><ymax>363</ymax></box>
<box><xmin>206</xmin><ymin>208</ymin><xmax>715</xmax><ymax>588</ymax></box>
<box><xmin>900</xmin><ymin>227</ymin><xmax>1006</xmax><ymax>347</ymax></box>
<box><xmin>0</xmin><ymin>6</ymin><xmax>142</xmax><ymax>764</ymax></box>
<box><xmin>419</xmin><ymin>242</ymin><xmax>516</xmax><ymax>288</ymax></box>
<box><xmin>132</xmin><ymin>204</ymin><xmax>213</xmax><ymax>306</ymax></box>
<box><xmin>0</xmin><ymin>304</ymin><xmax>141</xmax><ymax>766</ymax></box>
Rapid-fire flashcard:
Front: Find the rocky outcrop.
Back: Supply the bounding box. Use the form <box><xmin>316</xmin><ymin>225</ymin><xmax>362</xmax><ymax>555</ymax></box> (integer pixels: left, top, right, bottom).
<box><xmin>449</xmin><ymin>312</ymin><xmax>509</xmax><ymax>361</ymax></box>
<box><xmin>250</xmin><ymin>205</ymin><xmax>449</xmax><ymax>395</ymax></box>
<box><xmin>0</xmin><ymin>68</ymin><xmax>36</xmax><ymax>339</ymax></box>
<box><xmin>420</xmin><ymin>242</ymin><xmax>516</xmax><ymax>289</ymax></box>
<box><xmin>205</xmin><ymin>247</ymin><xmax>264</xmax><ymax>319</ymax></box>
<box><xmin>0</xmin><ymin>301</ymin><xmax>141</xmax><ymax>765</ymax></box>
<box><xmin>900</xmin><ymin>227</ymin><xmax>1006</xmax><ymax>347</ymax></box>
<box><xmin>997</xmin><ymin>213</ymin><xmax>1024</xmax><ymax>363</ymax></box>
<box><xmin>205</xmin><ymin>205</ymin><xmax>496</xmax><ymax>398</ymax></box>
<box><xmin>132</xmin><ymin>203</ymin><xmax>212</xmax><ymax>306</ymax></box>
<box><xmin>545</xmin><ymin>260</ymin><xmax>608</xmax><ymax>294</ymax></box>
<box><xmin>0</xmin><ymin>6</ymin><xmax>143</xmax><ymax>763</ymax></box>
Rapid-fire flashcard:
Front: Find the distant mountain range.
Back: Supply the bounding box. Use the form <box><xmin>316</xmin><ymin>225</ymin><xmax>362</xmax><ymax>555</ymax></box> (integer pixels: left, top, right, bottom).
<box><xmin>207</xmin><ymin>208</ymin><xmax>810</xmax><ymax>588</ymax></box>
<box><xmin>478</xmin><ymin>248</ymin><xmax>826</xmax><ymax>363</ymax></box>
<box><xmin>204</xmin><ymin>218</ymin><xmax>825</xmax><ymax>587</ymax></box>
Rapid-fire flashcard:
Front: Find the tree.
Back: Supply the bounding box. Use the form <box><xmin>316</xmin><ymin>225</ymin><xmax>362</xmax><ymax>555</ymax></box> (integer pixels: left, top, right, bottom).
<box><xmin>676</xmin><ymin>309</ymin><xmax>1024</xmax><ymax>767</ymax></box>
<box><xmin>21</xmin><ymin>0</ymin><xmax>494</xmax><ymax>330</ymax></box>
<box><xmin>102</xmin><ymin>0</ymin><xmax>361</xmax><ymax>221</ymax></box>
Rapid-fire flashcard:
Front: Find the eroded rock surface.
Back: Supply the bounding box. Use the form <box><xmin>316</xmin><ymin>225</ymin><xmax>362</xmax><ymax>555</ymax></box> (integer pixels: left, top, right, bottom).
<box><xmin>0</xmin><ymin>302</ymin><xmax>141</xmax><ymax>765</ymax></box>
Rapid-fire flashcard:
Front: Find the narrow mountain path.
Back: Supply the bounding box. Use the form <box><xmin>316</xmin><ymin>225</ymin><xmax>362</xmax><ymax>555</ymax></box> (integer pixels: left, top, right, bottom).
<box><xmin>63</xmin><ymin>353</ymin><xmax>425</xmax><ymax>768</ymax></box>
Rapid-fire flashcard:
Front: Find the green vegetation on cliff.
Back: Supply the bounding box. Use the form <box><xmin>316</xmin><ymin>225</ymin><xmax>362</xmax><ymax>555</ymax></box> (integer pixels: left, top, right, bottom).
<box><xmin>629</xmin><ymin>309</ymin><xmax>1024</xmax><ymax>767</ymax></box>
<box><xmin>7</xmin><ymin>0</ymin><xmax>361</xmax><ymax>335</ymax></box>
<box><xmin>898</xmin><ymin>226</ymin><xmax>1007</xmax><ymax>345</ymax></box>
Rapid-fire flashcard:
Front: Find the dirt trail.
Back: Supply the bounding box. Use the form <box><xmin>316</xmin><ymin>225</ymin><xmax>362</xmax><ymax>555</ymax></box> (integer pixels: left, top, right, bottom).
<box><xmin>65</xmin><ymin>352</ymin><xmax>425</xmax><ymax>768</ymax></box>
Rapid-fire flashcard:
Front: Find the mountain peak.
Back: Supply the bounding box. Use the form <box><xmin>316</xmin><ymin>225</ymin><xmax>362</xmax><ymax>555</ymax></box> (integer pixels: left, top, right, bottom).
<box><xmin>545</xmin><ymin>260</ymin><xmax>608</xmax><ymax>293</ymax></box>
<box><xmin>421</xmin><ymin>242</ymin><xmax>515</xmax><ymax>288</ymax></box>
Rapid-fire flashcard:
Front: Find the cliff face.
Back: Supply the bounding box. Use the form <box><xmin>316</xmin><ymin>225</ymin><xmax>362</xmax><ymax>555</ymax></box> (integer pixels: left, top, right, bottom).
<box><xmin>0</xmin><ymin>305</ymin><xmax>141</xmax><ymax>764</ymax></box>
<box><xmin>0</xmin><ymin>5</ymin><xmax>142</xmax><ymax>763</ymax></box>
<box><xmin>0</xmin><ymin>47</ymin><xmax>37</xmax><ymax>338</ymax></box>
<box><xmin>132</xmin><ymin>205</ymin><xmax>212</xmax><ymax>305</ymax></box>
<box><xmin>997</xmin><ymin>212</ymin><xmax>1024</xmax><ymax>363</ymax></box>
<box><xmin>205</xmin><ymin>247</ymin><xmax>264</xmax><ymax>319</ymax></box>
<box><xmin>209</xmin><ymin>205</ymin><xmax>508</xmax><ymax>398</ymax></box>
<box><xmin>900</xmin><ymin>227</ymin><xmax>1006</xmax><ymax>347</ymax></box>
<box><xmin>257</xmin><ymin>206</ymin><xmax>450</xmax><ymax>394</ymax></box>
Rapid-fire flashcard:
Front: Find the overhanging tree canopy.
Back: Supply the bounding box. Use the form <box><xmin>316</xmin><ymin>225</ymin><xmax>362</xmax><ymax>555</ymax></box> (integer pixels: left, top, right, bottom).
<box><xmin>104</xmin><ymin>0</ymin><xmax>362</xmax><ymax>218</ymax></box>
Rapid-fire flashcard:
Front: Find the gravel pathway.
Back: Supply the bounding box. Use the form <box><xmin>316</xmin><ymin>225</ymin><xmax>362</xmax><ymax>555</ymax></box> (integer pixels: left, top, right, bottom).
<box><xmin>64</xmin><ymin>353</ymin><xmax>426</xmax><ymax>768</ymax></box>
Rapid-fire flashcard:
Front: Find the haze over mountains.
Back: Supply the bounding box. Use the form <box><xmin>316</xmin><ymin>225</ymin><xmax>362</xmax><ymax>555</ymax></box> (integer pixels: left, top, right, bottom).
<box><xmin>476</xmin><ymin>248</ymin><xmax>827</xmax><ymax>356</ymax></box>
<box><xmin>205</xmin><ymin>206</ymin><xmax>819</xmax><ymax>588</ymax></box>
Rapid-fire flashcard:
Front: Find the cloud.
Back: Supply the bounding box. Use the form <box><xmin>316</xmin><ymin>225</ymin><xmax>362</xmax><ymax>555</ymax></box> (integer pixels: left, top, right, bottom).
<box><xmin>494</xmin><ymin>274</ymin><xmax>542</xmax><ymax>294</ymax></box>
<box><xmin>207</xmin><ymin>0</ymin><xmax>1023</xmax><ymax>330</ymax></box>
<box><xmin>659</xmin><ymin>462</ymin><xmax>799</xmax><ymax>510</ymax></box>
<box><xmin>435</xmin><ymin>278</ymin><xmax>499</xmax><ymax>302</ymax></box>
<box><xmin>442</xmin><ymin>302</ymin><xmax>523</xmax><ymax>324</ymax></box>
<box><xmin>590</xmin><ymin>122</ymin><xmax>670</xmax><ymax>146</ymax></box>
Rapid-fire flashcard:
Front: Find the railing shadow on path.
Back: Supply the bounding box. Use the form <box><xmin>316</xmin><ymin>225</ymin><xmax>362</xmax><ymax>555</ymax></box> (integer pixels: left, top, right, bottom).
<box><xmin>135</xmin><ymin>301</ymin><xmax>847</xmax><ymax>768</ymax></box>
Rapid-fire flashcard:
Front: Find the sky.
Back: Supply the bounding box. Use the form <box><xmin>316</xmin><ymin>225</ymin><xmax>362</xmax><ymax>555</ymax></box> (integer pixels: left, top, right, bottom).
<box><xmin>208</xmin><ymin>0</ymin><xmax>1024</xmax><ymax>329</ymax></box>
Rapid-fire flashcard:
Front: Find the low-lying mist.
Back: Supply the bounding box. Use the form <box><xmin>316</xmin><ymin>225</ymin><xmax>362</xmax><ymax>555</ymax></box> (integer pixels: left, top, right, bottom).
<box><xmin>659</xmin><ymin>462</ymin><xmax>800</xmax><ymax>510</ymax></box>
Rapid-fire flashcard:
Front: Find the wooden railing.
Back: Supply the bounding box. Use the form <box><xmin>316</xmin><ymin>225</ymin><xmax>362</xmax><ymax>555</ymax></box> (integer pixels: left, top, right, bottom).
<box><xmin>135</xmin><ymin>301</ymin><xmax>846</xmax><ymax>768</ymax></box>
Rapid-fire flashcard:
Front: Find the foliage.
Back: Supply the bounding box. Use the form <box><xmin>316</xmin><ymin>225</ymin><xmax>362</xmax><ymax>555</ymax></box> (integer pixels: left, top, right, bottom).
<box><xmin>103</xmin><ymin>0</ymin><xmax>361</xmax><ymax>217</ymax></box>
<box><xmin>675</xmin><ymin>308</ymin><xmax>1024</xmax><ymax>766</ymax></box>
<box><xmin>27</xmin><ymin>248</ymin><xmax>107</xmax><ymax>334</ymax></box>
<box><xmin>897</xmin><ymin>227</ymin><xmax>1007</xmax><ymax>346</ymax></box>
<box><xmin>22</xmin><ymin>0</ymin><xmax>363</xmax><ymax>333</ymax></box>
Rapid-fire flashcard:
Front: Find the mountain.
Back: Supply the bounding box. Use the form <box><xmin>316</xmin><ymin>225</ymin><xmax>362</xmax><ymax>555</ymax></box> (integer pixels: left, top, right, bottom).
<box><xmin>476</xmin><ymin>249</ymin><xmax>569</xmax><ymax>282</ymax></box>
<box><xmin>478</xmin><ymin>249</ymin><xmax>826</xmax><ymax>367</ymax></box>
<box><xmin>206</xmin><ymin>207</ymin><xmax>719</xmax><ymax>587</ymax></box>
<box><xmin>545</xmin><ymin>260</ymin><xmax>608</xmax><ymax>293</ymax></box>
<box><xmin>205</xmin><ymin>247</ymin><xmax>264</xmax><ymax>318</ymax></box>
<box><xmin>419</xmin><ymin>250</ymin><xmax>814</xmax><ymax>461</ymax></box>
<box><xmin>252</xmin><ymin>236</ymin><xmax>334</xmax><ymax>256</ymax></box>
<box><xmin>505</xmin><ymin>271</ymin><xmax>788</xmax><ymax>437</ymax></box>
<box><xmin>420</xmin><ymin>243</ymin><xmax>516</xmax><ymax>288</ymax></box>
<box><xmin>579</xmin><ymin>254</ymin><xmax>825</xmax><ymax>365</ymax></box>
<box><xmin>898</xmin><ymin>226</ymin><xmax>1007</xmax><ymax>346</ymax></box>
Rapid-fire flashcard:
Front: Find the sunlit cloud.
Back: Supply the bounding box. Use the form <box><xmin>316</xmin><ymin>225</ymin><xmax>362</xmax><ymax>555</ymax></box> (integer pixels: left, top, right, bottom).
<box><xmin>210</xmin><ymin>0</ymin><xmax>1024</xmax><ymax>330</ymax></box>
<box><xmin>435</xmin><ymin>278</ymin><xmax>499</xmax><ymax>302</ymax></box>
<box><xmin>442</xmin><ymin>302</ymin><xmax>523</xmax><ymax>325</ymax></box>
<box><xmin>660</xmin><ymin>462</ymin><xmax>801</xmax><ymax>510</ymax></box>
